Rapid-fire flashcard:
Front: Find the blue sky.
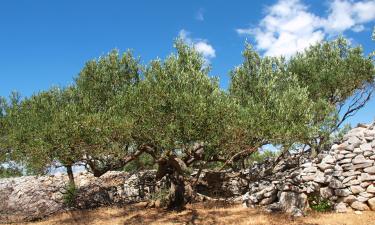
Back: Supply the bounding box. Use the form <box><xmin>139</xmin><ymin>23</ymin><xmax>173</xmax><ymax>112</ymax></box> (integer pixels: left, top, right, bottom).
<box><xmin>0</xmin><ymin>0</ymin><xmax>374</xmax><ymax>126</ymax></box>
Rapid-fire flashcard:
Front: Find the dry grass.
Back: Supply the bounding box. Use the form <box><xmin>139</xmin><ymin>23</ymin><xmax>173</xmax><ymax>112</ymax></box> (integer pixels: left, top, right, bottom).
<box><xmin>12</xmin><ymin>202</ymin><xmax>375</xmax><ymax>225</ymax></box>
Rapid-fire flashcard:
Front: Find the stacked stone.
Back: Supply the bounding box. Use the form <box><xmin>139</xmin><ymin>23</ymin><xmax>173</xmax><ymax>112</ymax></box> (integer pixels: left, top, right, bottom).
<box><xmin>329</xmin><ymin>124</ymin><xmax>375</xmax><ymax>212</ymax></box>
<box><xmin>0</xmin><ymin>170</ymin><xmax>164</xmax><ymax>222</ymax></box>
<box><xmin>242</xmin><ymin>122</ymin><xmax>375</xmax><ymax>215</ymax></box>
<box><xmin>242</xmin><ymin>152</ymin><xmax>315</xmax><ymax>216</ymax></box>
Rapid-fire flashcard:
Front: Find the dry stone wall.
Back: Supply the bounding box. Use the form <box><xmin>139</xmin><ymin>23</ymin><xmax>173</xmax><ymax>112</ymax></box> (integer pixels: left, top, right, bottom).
<box><xmin>0</xmin><ymin>170</ymin><xmax>163</xmax><ymax>222</ymax></box>
<box><xmin>242</xmin><ymin>122</ymin><xmax>375</xmax><ymax>215</ymax></box>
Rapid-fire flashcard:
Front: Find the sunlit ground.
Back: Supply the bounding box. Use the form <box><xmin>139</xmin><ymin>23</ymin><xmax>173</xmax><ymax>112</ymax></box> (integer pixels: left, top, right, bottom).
<box><xmin>16</xmin><ymin>202</ymin><xmax>375</xmax><ymax>225</ymax></box>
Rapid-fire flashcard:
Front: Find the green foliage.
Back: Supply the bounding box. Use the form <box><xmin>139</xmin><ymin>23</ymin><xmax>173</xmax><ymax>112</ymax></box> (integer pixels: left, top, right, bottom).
<box><xmin>308</xmin><ymin>193</ymin><xmax>332</xmax><ymax>212</ymax></box>
<box><xmin>126</xmin><ymin>40</ymin><xmax>239</xmax><ymax>160</ymax></box>
<box><xmin>0</xmin><ymin>35</ymin><xmax>374</xmax><ymax>179</ymax></box>
<box><xmin>62</xmin><ymin>183</ymin><xmax>77</xmax><ymax>207</ymax></box>
<box><xmin>287</xmin><ymin>37</ymin><xmax>375</xmax><ymax>148</ymax></box>
<box><xmin>230</xmin><ymin>44</ymin><xmax>320</xmax><ymax>149</ymax></box>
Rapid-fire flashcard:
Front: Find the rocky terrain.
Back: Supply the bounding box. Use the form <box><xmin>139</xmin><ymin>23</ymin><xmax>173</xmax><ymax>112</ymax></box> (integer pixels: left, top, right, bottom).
<box><xmin>1</xmin><ymin>122</ymin><xmax>375</xmax><ymax>222</ymax></box>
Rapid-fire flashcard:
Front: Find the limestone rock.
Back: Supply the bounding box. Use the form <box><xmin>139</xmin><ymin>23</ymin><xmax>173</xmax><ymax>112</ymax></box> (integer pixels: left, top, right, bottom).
<box><xmin>350</xmin><ymin>185</ymin><xmax>365</xmax><ymax>194</ymax></box>
<box><xmin>353</xmin><ymin>162</ymin><xmax>374</xmax><ymax>170</ymax></box>
<box><xmin>360</xmin><ymin>173</ymin><xmax>375</xmax><ymax>182</ymax></box>
<box><xmin>352</xmin><ymin>155</ymin><xmax>367</xmax><ymax>164</ymax></box>
<box><xmin>368</xmin><ymin>198</ymin><xmax>375</xmax><ymax>210</ymax></box>
<box><xmin>340</xmin><ymin>195</ymin><xmax>357</xmax><ymax>204</ymax></box>
<box><xmin>364</xmin><ymin>166</ymin><xmax>375</xmax><ymax>174</ymax></box>
<box><xmin>360</xmin><ymin>143</ymin><xmax>373</xmax><ymax>151</ymax></box>
<box><xmin>322</xmin><ymin>155</ymin><xmax>336</xmax><ymax>164</ymax></box>
<box><xmin>334</xmin><ymin>202</ymin><xmax>348</xmax><ymax>213</ymax></box>
<box><xmin>320</xmin><ymin>187</ymin><xmax>333</xmax><ymax>199</ymax></box>
<box><xmin>317</xmin><ymin>163</ymin><xmax>334</xmax><ymax>171</ymax></box>
<box><xmin>351</xmin><ymin>201</ymin><xmax>370</xmax><ymax>211</ymax></box>
<box><xmin>329</xmin><ymin>179</ymin><xmax>343</xmax><ymax>189</ymax></box>
<box><xmin>335</xmin><ymin>188</ymin><xmax>352</xmax><ymax>197</ymax></box>
<box><xmin>278</xmin><ymin>192</ymin><xmax>308</xmax><ymax>214</ymax></box>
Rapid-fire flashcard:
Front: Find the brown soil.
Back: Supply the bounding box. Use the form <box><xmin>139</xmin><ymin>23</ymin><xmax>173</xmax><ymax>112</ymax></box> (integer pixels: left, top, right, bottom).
<box><xmin>14</xmin><ymin>202</ymin><xmax>375</xmax><ymax>225</ymax></box>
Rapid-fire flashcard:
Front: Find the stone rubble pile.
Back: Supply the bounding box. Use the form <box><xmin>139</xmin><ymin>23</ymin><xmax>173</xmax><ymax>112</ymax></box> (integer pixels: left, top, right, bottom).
<box><xmin>242</xmin><ymin>122</ymin><xmax>375</xmax><ymax>215</ymax></box>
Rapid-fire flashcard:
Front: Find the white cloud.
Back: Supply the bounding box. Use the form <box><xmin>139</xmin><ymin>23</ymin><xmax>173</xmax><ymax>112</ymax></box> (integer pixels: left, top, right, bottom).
<box><xmin>178</xmin><ymin>29</ymin><xmax>216</xmax><ymax>59</ymax></box>
<box><xmin>236</xmin><ymin>0</ymin><xmax>375</xmax><ymax>57</ymax></box>
<box><xmin>195</xmin><ymin>8</ymin><xmax>205</xmax><ymax>21</ymax></box>
<box><xmin>352</xmin><ymin>24</ymin><xmax>365</xmax><ymax>32</ymax></box>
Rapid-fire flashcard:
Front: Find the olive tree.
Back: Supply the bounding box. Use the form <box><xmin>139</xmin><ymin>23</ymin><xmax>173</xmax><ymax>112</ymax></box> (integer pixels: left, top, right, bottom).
<box><xmin>229</xmin><ymin>44</ymin><xmax>322</xmax><ymax>162</ymax></box>
<box><xmin>73</xmin><ymin>50</ymin><xmax>141</xmax><ymax>177</ymax></box>
<box><xmin>287</xmin><ymin>37</ymin><xmax>375</xmax><ymax>153</ymax></box>
<box><xmin>117</xmin><ymin>41</ymin><xmax>241</xmax><ymax>208</ymax></box>
<box><xmin>0</xmin><ymin>50</ymin><xmax>143</xmax><ymax>185</ymax></box>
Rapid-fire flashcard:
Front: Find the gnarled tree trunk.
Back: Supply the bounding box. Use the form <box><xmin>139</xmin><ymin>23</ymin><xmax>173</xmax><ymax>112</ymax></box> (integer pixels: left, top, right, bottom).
<box><xmin>156</xmin><ymin>155</ymin><xmax>192</xmax><ymax>210</ymax></box>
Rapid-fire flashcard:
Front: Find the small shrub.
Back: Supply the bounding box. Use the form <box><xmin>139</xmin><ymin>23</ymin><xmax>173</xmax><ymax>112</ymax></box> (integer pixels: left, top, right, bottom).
<box><xmin>62</xmin><ymin>183</ymin><xmax>77</xmax><ymax>207</ymax></box>
<box><xmin>150</xmin><ymin>187</ymin><xmax>170</xmax><ymax>207</ymax></box>
<box><xmin>308</xmin><ymin>193</ymin><xmax>332</xmax><ymax>212</ymax></box>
